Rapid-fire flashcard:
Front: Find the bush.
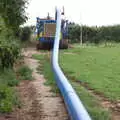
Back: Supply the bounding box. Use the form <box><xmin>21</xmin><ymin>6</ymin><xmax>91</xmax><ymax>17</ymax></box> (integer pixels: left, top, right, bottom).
<box><xmin>7</xmin><ymin>79</ymin><xmax>19</xmax><ymax>87</ymax></box>
<box><xmin>0</xmin><ymin>84</ymin><xmax>20</xmax><ymax>113</ymax></box>
<box><xmin>0</xmin><ymin>69</ymin><xmax>19</xmax><ymax>87</ymax></box>
<box><xmin>0</xmin><ymin>37</ymin><xmax>21</xmax><ymax>69</ymax></box>
<box><xmin>20</xmin><ymin>26</ymin><xmax>31</xmax><ymax>42</ymax></box>
<box><xmin>17</xmin><ymin>65</ymin><xmax>33</xmax><ymax>80</ymax></box>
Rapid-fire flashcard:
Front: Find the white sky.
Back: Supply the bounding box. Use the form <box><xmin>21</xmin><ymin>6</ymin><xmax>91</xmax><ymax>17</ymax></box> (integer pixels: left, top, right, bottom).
<box><xmin>26</xmin><ymin>0</ymin><xmax>120</xmax><ymax>26</ymax></box>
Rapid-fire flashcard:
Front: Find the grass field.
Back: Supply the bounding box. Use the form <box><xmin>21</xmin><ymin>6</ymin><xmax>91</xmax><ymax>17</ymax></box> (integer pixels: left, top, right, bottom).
<box><xmin>60</xmin><ymin>46</ymin><xmax>120</xmax><ymax>101</ymax></box>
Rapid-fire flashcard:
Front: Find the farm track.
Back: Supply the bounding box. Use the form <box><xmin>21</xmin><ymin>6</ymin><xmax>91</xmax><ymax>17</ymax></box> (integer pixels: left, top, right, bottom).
<box><xmin>0</xmin><ymin>48</ymin><xmax>68</xmax><ymax>120</ymax></box>
<box><xmin>21</xmin><ymin>48</ymin><xmax>120</xmax><ymax>120</ymax></box>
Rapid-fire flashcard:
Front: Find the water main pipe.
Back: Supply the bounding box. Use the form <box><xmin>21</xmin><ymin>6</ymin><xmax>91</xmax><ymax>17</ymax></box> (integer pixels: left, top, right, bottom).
<box><xmin>52</xmin><ymin>8</ymin><xmax>92</xmax><ymax>120</ymax></box>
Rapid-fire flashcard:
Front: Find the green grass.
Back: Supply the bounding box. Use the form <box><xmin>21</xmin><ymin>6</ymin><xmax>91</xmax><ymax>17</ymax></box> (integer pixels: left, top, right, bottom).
<box><xmin>60</xmin><ymin>46</ymin><xmax>120</xmax><ymax>101</ymax></box>
<box><xmin>72</xmin><ymin>82</ymin><xmax>111</xmax><ymax>120</ymax></box>
<box><xmin>32</xmin><ymin>52</ymin><xmax>111</xmax><ymax>120</ymax></box>
<box><xmin>17</xmin><ymin>65</ymin><xmax>33</xmax><ymax>80</ymax></box>
<box><xmin>0</xmin><ymin>65</ymin><xmax>33</xmax><ymax>113</ymax></box>
<box><xmin>0</xmin><ymin>69</ymin><xmax>20</xmax><ymax>87</ymax></box>
<box><xmin>32</xmin><ymin>54</ymin><xmax>59</xmax><ymax>94</ymax></box>
<box><xmin>0</xmin><ymin>69</ymin><xmax>21</xmax><ymax>113</ymax></box>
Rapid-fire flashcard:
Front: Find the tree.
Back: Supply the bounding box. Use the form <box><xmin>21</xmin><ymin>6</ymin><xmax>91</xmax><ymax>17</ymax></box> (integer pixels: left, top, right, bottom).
<box><xmin>0</xmin><ymin>0</ymin><xmax>28</xmax><ymax>32</ymax></box>
<box><xmin>20</xmin><ymin>26</ymin><xmax>32</xmax><ymax>41</ymax></box>
<box><xmin>0</xmin><ymin>0</ymin><xmax>29</xmax><ymax>69</ymax></box>
<box><xmin>68</xmin><ymin>22</ymin><xmax>120</xmax><ymax>44</ymax></box>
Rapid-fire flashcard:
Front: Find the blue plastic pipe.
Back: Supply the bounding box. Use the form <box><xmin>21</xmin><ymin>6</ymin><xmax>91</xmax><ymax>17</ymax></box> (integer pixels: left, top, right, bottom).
<box><xmin>52</xmin><ymin>8</ymin><xmax>92</xmax><ymax>120</ymax></box>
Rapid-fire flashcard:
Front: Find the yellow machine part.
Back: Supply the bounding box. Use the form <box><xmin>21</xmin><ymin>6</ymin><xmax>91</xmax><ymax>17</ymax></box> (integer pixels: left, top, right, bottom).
<box><xmin>37</xmin><ymin>30</ymin><xmax>62</xmax><ymax>40</ymax></box>
<box><xmin>39</xmin><ymin>32</ymin><xmax>43</xmax><ymax>37</ymax></box>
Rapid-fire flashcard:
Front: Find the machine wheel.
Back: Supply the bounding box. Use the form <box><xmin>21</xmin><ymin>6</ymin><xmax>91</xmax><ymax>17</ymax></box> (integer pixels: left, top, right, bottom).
<box><xmin>36</xmin><ymin>39</ymin><xmax>68</xmax><ymax>50</ymax></box>
<box><xmin>36</xmin><ymin>41</ymin><xmax>54</xmax><ymax>50</ymax></box>
<box><xmin>59</xmin><ymin>39</ymin><xmax>68</xmax><ymax>49</ymax></box>
<box><xmin>36</xmin><ymin>42</ymin><xmax>42</xmax><ymax>50</ymax></box>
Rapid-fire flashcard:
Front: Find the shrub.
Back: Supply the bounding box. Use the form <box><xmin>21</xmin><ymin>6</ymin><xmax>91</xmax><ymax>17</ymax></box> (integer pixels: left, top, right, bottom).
<box><xmin>0</xmin><ymin>69</ymin><xmax>19</xmax><ymax>87</ymax></box>
<box><xmin>17</xmin><ymin>65</ymin><xmax>33</xmax><ymax>80</ymax></box>
<box><xmin>0</xmin><ymin>84</ymin><xmax>20</xmax><ymax>113</ymax></box>
<box><xmin>0</xmin><ymin>37</ymin><xmax>21</xmax><ymax>69</ymax></box>
<box><xmin>20</xmin><ymin>26</ymin><xmax>31</xmax><ymax>42</ymax></box>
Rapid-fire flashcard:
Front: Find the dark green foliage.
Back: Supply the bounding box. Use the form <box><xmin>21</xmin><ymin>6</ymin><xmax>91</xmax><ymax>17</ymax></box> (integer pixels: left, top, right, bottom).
<box><xmin>20</xmin><ymin>26</ymin><xmax>32</xmax><ymax>41</ymax></box>
<box><xmin>68</xmin><ymin>23</ymin><xmax>120</xmax><ymax>44</ymax></box>
<box><xmin>0</xmin><ymin>17</ymin><xmax>21</xmax><ymax>70</ymax></box>
<box><xmin>0</xmin><ymin>0</ymin><xmax>28</xmax><ymax>114</ymax></box>
<box><xmin>0</xmin><ymin>69</ymin><xmax>19</xmax><ymax>87</ymax></box>
<box><xmin>17</xmin><ymin>65</ymin><xmax>33</xmax><ymax>80</ymax></box>
<box><xmin>0</xmin><ymin>38</ymin><xmax>21</xmax><ymax>69</ymax></box>
<box><xmin>68</xmin><ymin>24</ymin><xmax>99</xmax><ymax>43</ymax></box>
<box><xmin>0</xmin><ymin>0</ymin><xmax>28</xmax><ymax>32</ymax></box>
<box><xmin>7</xmin><ymin>79</ymin><xmax>19</xmax><ymax>87</ymax></box>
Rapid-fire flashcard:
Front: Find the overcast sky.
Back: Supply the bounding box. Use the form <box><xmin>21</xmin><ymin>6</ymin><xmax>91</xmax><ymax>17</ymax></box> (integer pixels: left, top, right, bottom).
<box><xmin>26</xmin><ymin>0</ymin><xmax>120</xmax><ymax>26</ymax></box>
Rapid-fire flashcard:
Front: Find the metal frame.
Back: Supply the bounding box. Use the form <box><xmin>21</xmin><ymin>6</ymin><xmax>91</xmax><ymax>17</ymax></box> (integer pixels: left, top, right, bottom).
<box><xmin>44</xmin><ymin>23</ymin><xmax>56</xmax><ymax>37</ymax></box>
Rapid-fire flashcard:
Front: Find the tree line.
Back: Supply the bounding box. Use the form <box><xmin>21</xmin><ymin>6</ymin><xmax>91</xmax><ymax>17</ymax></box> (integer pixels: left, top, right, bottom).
<box><xmin>68</xmin><ymin>23</ymin><xmax>120</xmax><ymax>44</ymax></box>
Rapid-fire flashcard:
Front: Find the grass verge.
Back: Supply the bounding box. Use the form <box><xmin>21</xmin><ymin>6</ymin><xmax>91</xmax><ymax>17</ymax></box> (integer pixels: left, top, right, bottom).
<box><xmin>0</xmin><ymin>64</ymin><xmax>33</xmax><ymax>113</ymax></box>
<box><xmin>0</xmin><ymin>69</ymin><xmax>20</xmax><ymax>113</ymax></box>
<box><xmin>32</xmin><ymin>54</ymin><xmax>59</xmax><ymax>94</ymax></box>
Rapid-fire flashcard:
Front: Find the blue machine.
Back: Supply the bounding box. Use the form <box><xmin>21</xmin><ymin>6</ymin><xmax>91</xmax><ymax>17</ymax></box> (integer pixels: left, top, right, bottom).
<box><xmin>35</xmin><ymin>9</ymin><xmax>68</xmax><ymax>50</ymax></box>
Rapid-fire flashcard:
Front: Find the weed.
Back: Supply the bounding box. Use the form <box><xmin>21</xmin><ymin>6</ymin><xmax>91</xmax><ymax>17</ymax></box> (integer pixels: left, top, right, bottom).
<box><xmin>0</xmin><ymin>84</ymin><xmax>20</xmax><ymax>113</ymax></box>
<box><xmin>0</xmin><ymin>69</ymin><xmax>19</xmax><ymax>87</ymax></box>
<box><xmin>17</xmin><ymin>65</ymin><xmax>33</xmax><ymax>80</ymax></box>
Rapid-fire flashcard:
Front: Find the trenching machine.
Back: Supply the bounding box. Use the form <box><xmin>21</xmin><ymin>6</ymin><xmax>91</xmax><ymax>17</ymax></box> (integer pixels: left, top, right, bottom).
<box><xmin>35</xmin><ymin>8</ymin><xmax>68</xmax><ymax>50</ymax></box>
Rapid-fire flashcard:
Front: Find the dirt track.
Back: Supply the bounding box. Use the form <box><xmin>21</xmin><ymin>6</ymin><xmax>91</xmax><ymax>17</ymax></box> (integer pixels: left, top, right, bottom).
<box><xmin>0</xmin><ymin>48</ymin><xmax>68</xmax><ymax>120</ymax></box>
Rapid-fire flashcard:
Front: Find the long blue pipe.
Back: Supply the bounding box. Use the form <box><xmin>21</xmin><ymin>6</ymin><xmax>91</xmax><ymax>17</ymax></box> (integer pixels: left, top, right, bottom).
<box><xmin>52</xmin><ymin>8</ymin><xmax>92</xmax><ymax>120</ymax></box>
